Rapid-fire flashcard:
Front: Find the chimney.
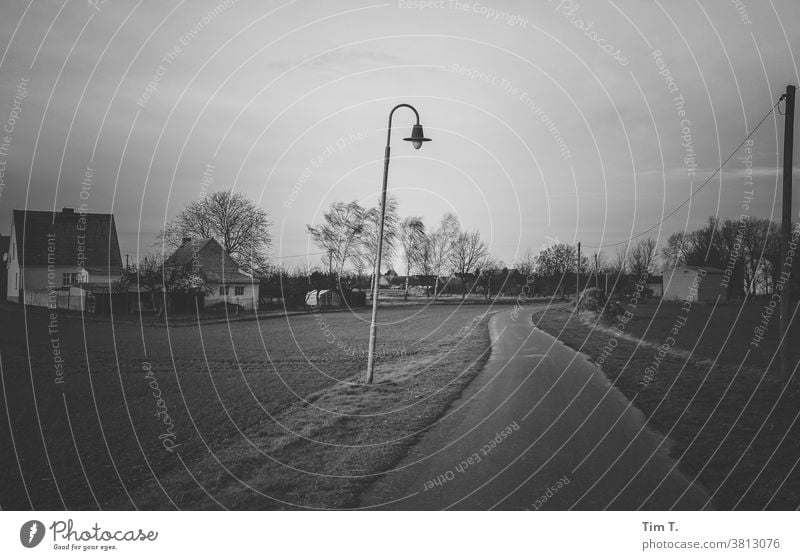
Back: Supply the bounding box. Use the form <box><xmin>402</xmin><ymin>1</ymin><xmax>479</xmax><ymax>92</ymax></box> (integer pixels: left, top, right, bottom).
<box><xmin>62</xmin><ymin>207</ymin><xmax>74</xmax><ymax>215</ymax></box>
<box><xmin>182</xmin><ymin>237</ymin><xmax>191</xmax><ymax>245</ymax></box>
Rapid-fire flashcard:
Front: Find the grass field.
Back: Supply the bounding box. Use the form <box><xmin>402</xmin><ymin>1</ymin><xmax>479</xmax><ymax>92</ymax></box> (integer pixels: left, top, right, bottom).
<box><xmin>532</xmin><ymin>301</ymin><xmax>800</xmax><ymax>510</ymax></box>
<box><xmin>0</xmin><ymin>302</ymin><xmax>494</xmax><ymax>510</ymax></box>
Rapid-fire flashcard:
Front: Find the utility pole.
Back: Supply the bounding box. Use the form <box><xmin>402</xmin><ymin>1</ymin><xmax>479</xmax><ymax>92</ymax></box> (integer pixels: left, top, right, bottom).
<box><xmin>594</xmin><ymin>253</ymin><xmax>599</xmax><ymax>288</ymax></box>
<box><xmin>780</xmin><ymin>84</ymin><xmax>795</xmax><ymax>385</ymax></box>
<box><xmin>576</xmin><ymin>241</ymin><xmax>581</xmax><ymax>300</ymax></box>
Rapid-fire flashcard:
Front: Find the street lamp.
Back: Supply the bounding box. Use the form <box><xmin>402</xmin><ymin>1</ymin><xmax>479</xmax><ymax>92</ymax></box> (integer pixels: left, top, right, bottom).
<box><xmin>365</xmin><ymin>103</ymin><xmax>431</xmax><ymax>384</ymax></box>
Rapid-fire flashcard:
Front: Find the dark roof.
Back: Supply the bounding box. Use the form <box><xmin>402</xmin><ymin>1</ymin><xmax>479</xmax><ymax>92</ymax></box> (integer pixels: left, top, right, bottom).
<box><xmin>12</xmin><ymin>208</ymin><xmax>122</xmax><ymax>273</ymax></box>
<box><xmin>165</xmin><ymin>238</ymin><xmax>252</xmax><ymax>284</ymax></box>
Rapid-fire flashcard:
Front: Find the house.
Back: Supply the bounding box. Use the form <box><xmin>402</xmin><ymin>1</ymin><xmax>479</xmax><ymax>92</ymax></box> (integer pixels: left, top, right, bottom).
<box><xmin>662</xmin><ymin>266</ymin><xmax>725</xmax><ymax>303</ymax></box>
<box><xmin>6</xmin><ymin>208</ymin><xmax>123</xmax><ymax>308</ymax></box>
<box><xmin>164</xmin><ymin>238</ymin><xmax>257</xmax><ymax>311</ymax></box>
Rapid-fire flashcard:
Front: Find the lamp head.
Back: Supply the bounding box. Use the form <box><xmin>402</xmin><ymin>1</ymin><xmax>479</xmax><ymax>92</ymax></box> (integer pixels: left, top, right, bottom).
<box><xmin>403</xmin><ymin>124</ymin><xmax>431</xmax><ymax>150</ymax></box>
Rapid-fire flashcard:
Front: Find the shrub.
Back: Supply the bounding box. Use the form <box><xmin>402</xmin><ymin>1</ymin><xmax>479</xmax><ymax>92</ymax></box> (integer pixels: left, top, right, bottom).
<box><xmin>576</xmin><ymin>287</ymin><xmax>624</xmax><ymax>317</ymax></box>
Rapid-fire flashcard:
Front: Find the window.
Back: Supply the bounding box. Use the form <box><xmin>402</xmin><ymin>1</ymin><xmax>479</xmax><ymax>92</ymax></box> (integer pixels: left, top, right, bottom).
<box><xmin>62</xmin><ymin>272</ymin><xmax>79</xmax><ymax>286</ymax></box>
<box><xmin>14</xmin><ymin>272</ymin><xmax>18</xmax><ymax>290</ymax></box>
<box><xmin>219</xmin><ymin>286</ymin><xmax>229</xmax><ymax>296</ymax></box>
<box><xmin>234</xmin><ymin>286</ymin><xmax>244</xmax><ymax>296</ymax></box>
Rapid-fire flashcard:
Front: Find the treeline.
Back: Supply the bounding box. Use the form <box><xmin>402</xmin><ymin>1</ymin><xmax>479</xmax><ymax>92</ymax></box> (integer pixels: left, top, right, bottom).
<box><xmin>304</xmin><ymin>196</ymin><xmax>498</xmax><ymax>300</ymax></box>
<box><xmin>527</xmin><ymin>216</ymin><xmax>799</xmax><ymax>299</ymax></box>
<box><xmin>660</xmin><ymin>216</ymin><xmax>799</xmax><ymax>297</ymax></box>
<box><xmin>128</xmin><ymin>188</ymin><xmax>796</xmax><ymax>310</ymax></box>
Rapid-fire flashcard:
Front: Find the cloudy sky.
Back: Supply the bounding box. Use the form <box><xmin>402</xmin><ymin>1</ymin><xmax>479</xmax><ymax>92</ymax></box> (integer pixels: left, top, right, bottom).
<box><xmin>0</xmin><ymin>0</ymin><xmax>798</xmax><ymax>270</ymax></box>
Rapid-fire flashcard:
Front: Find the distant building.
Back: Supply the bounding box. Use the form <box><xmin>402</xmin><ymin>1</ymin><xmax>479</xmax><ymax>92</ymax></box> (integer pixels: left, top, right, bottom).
<box><xmin>647</xmin><ymin>275</ymin><xmax>663</xmax><ymax>298</ymax></box>
<box><xmin>164</xmin><ymin>238</ymin><xmax>257</xmax><ymax>311</ymax></box>
<box><xmin>662</xmin><ymin>266</ymin><xmax>725</xmax><ymax>303</ymax></box>
<box><xmin>6</xmin><ymin>208</ymin><xmax>123</xmax><ymax>308</ymax></box>
<box><xmin>378</xmin><ymin>268</ymin><xmax>398</xmax><ymax>288</ymax></box>
<box><xmin>305</xmin><ymin>289</ymin><xmax>341</xmax><ymax>308</ymax></box>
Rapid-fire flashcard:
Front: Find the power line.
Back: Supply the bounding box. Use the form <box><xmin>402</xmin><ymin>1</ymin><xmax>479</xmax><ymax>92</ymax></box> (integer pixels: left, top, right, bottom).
<box><xmin>273</xmin><ymin>250</ymin><xmax>327</xmax><ymax>260</ymax></box>
<box><xmin>583</xmin><ymin>98</ymin><xmax>782</xmax><ymax>250</ymax></box>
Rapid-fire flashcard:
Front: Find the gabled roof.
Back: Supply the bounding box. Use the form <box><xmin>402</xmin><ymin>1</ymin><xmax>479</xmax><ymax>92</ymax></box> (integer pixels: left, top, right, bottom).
<box><xmin>12</xmin><ymin>208</ymin><xmax>122</xmax><ymax>273</ymax></box>
<box><xmin>165</xmin><ymin>237</ymin><xmax>252</xmax><ymax>284</ymax></box>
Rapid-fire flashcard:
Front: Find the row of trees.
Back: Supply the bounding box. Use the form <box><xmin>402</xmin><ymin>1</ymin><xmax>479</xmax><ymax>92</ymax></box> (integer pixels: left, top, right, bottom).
<box><xmin>513</xmin><ymin>216</ymin><xmax>795</xmax><ymax>299</ymax></box>
<box><xmin>661</xmin><ymin>216</ymin><xmax>791</xmax><ymax>297</ymax></box>
<box><xmin>307</xmin><ymin>198</ymin><xmax>493</xmax><ymax>299</ymax></box>
<box><xmin>128</xmin><ymin>187</ymin><xmax>796</xmax><ymax>313</ymax></box>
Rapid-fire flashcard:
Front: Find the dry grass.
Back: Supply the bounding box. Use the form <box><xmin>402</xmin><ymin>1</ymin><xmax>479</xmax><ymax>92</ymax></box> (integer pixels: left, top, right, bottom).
<box><xmin>116</xmin><ymin>311</ymin><xmax>491</xmax><ymax>510</ymax></box>
<box><xmin>532</xmin><ymin>304</ymin><xmax>800</xmax><ymax>510</ymax></box>
<box><xmin>0</xmin><ymin>303</ymin><xmax>493</xmax><ymax>510</ymax></box>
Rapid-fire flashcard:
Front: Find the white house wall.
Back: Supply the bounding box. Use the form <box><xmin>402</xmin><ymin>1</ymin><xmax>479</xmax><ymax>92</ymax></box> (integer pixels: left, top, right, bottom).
<box><xmin>205</xmin><ymin>283</ymin><xmax>258</xmax><ymax>310</ymax></box>
<box><xmin>663</xmin><ymin>268</ymin><xmax>725</xmax><ymax>303</ymax></box>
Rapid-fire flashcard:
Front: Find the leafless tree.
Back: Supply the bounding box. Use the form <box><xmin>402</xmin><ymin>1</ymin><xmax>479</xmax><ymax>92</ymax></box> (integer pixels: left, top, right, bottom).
<box><xmin>428</xmin><ymin>213</ymin><xmax>460</xmax><ymax>300</ymax></box>
<box><xmin>160</xmin><ymin>190</ymin><xmax>271</xmax><ymax>275</ymax></box>
<box><xmin>307</xmin><ymin>201</ymin><xmax>367</xmax><ymax>276</ymax></box>
<box><xmin>354</xmin><ymin>195</ymin><xmax>400</xmax><ymax>289</ymax></box>
<box><xmin>450</xmin><ymin>229</ymin><xmax>488</xmax><ymax>299</ymax></box>
<box><xmin>399</xmin><ymin>216</ymin><xmax>426</xmax><ymax>300</ymax></box>
<box><xmin>515</xmin><ymin>248</ymin><xmax>537</xmax><ymax>278</ymax></box>
<box><xmin>629</xmin><ymin>237</ymin><xmax>658</xmax><ymax>278</ymax></box>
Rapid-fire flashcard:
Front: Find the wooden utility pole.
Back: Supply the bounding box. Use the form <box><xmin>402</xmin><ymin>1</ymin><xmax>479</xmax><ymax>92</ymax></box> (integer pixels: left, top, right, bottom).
<box><xmin>576</xmin><ymin>241</ymin><xmax>581</xmax><ymax>299</ymax></box>
<box><xmin>594</xmin><ymin>253</ymin><xmax>599</xmax><ymax>288</ymax></box>
<box><xmin>780</xmin><ymin>84</ymin><xmax>795</xmax><ymax>385</ymax></box>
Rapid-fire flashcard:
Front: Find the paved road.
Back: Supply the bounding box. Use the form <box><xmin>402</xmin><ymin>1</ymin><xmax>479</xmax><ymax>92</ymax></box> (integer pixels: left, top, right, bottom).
<box><xmin>360</xmin><ymin>305</ymin><xmax>712</xmax><ymax>510</ymax></box>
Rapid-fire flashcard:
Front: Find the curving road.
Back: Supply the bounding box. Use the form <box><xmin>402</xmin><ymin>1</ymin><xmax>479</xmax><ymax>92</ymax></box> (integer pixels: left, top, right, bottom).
<box><xmin>360</xmin><ymin>304</ymin><xmax>712</xmax><ymax>510</ymax></box>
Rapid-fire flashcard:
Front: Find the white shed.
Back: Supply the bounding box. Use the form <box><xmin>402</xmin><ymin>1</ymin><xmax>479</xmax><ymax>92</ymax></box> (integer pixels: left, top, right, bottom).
<box><xmin>663</xmin><ymin>266</ymin><xmax>725</xmax><ymax>303</ymax></box>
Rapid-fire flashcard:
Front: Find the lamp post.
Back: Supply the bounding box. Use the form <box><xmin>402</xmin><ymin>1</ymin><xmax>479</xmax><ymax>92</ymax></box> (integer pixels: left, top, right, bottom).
<box><xmin>365</xmin><ymin>103</ymin><xmax>431</xmax><ymax>384</ymax></box>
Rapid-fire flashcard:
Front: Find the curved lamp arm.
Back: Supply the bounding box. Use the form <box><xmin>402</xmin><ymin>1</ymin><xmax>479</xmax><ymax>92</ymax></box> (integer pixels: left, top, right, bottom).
<box><xmin>386</xmin><ymin>103</ymin><xmax>420</xmax><ymax>146</ymax></box>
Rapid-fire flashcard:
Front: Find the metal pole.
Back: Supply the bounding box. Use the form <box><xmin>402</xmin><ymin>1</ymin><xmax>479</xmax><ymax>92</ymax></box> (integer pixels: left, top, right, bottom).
<box><xmin>365</xmin><ymin>104</ymin><xmax>422</xmax><ymax>384</ymax></box>
<box><xmin>780</xmin><ymin>84</ymin><xmax>795</xmax><ymax>385</ymax></box>
<box><xmin>576</xmin><ymin>241</ymin><xmax>581</xmax><ymax>300</ymax></box>
<box><xmin>365</xmin><ymin>145</ymin><xmax>390</xmax><ymax>384</ymax></box>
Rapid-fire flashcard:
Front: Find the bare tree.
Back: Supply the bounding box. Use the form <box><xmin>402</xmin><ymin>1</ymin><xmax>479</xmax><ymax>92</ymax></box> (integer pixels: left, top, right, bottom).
<box><xmin>661</xmin><ymin>231</ymin><xmax>693</xmax><ymax>268</ymax></box>
<box><xmin>307</xmin><ymin>201</ymin><xmax>367</xmax><ymax>276</ymax></box>
<box><xmin>591</xmin><ymin>251</ymin><xmax>607</xmax><ymax>288</ymax></box>
<box><xmin>629</xmin><ymin>237</ymin><xmax>658</xmax><ymax>278</ymax></box>
<box><xmin>354</xmin><ymin>195</ymin><xmax>400</xmax><ymax>289</ymax></box>
<box><xmin>428</xmin><ymin>213</ymin><xmax>460</xmax><ymax>300</ymax></box>
<box><xmin>399</xmin><ymin>216</ymin><xmax>426</xmax><ymax>300</ymax></box>
<box><xmin>125</xmin><ymin>253</ymin><xmax>211</xmax><ymax>322</ymax></box>
<box><xmin>450</xmin><ymin>229</ymin><xmax>488</xmax><ymax>299</ymax></box>
<box><xmin>515</xmin><ymin>248</ymin><xmax>537</xmax><ymax>278</ymax></box>
<box><xmin>160</xmin><ymin>190</ymin><xmax>271</xmax><ymax>275</ymax></box>
<box><xmin>533</xmin><ymin>242</ymin><xmax>591</xmax><ymax>296</ymax></box>
<box><xmin>741</xmin><ymin>217</ymin><xmax>778</xmax><ymax>296</ymax></box>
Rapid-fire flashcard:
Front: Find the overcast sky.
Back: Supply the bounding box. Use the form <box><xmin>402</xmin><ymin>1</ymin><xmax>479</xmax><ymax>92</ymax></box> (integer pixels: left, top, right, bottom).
<box><xmin>1</xmin><ymin>0</ymin><xmax>799</xmax><ymax>270</ymax></box>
